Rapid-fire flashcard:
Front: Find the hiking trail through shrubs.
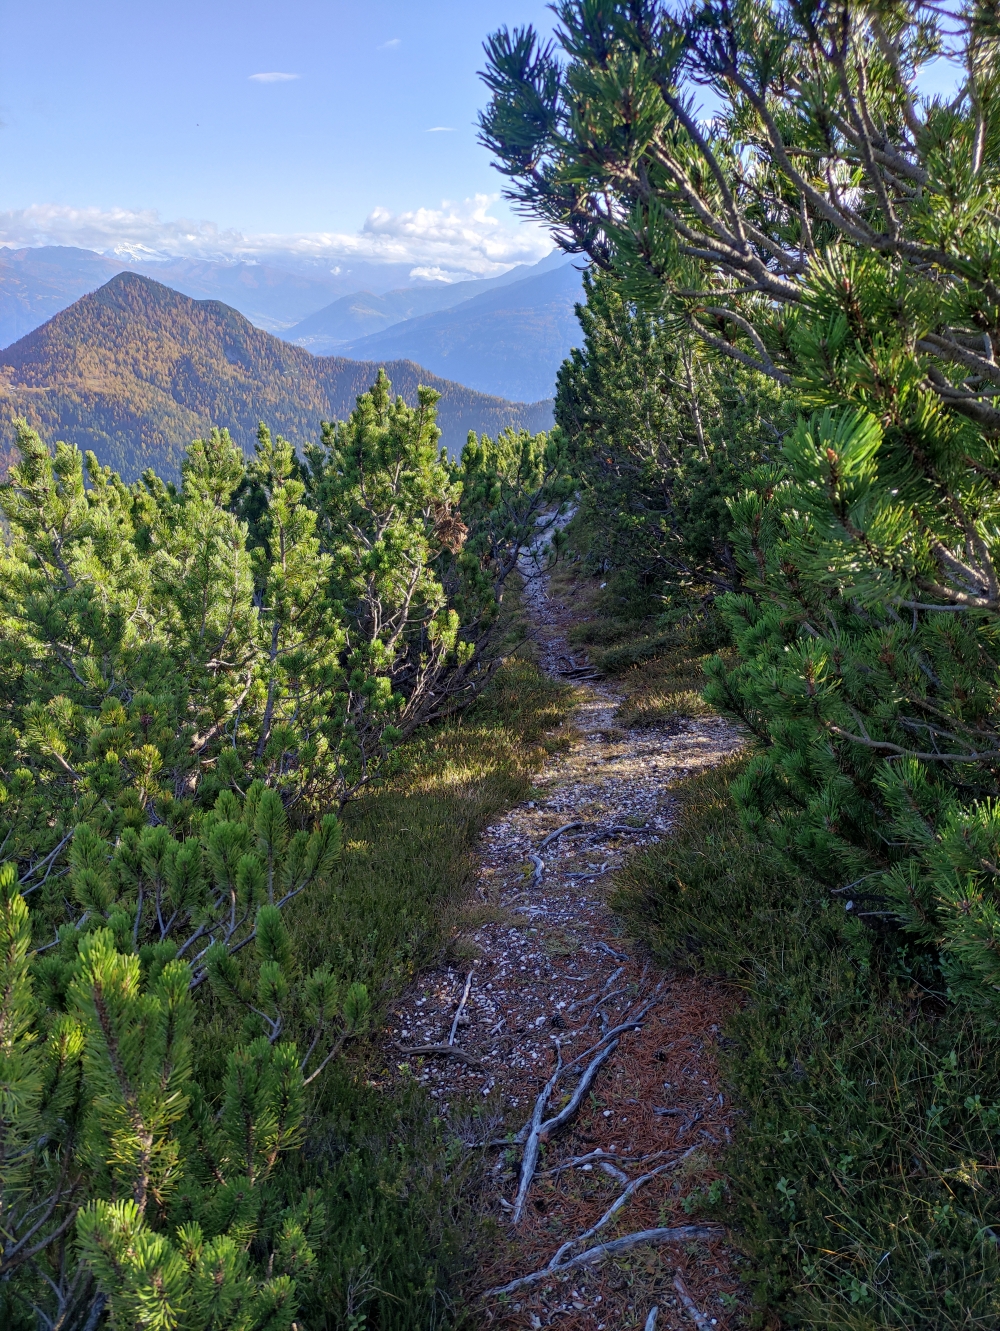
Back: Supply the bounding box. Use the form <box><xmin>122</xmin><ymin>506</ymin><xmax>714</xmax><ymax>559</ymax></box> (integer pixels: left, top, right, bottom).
<box><xmin>383</xmin><ymin>562</ymin><xmax>750</xmax><ymax>1330</ymax></box>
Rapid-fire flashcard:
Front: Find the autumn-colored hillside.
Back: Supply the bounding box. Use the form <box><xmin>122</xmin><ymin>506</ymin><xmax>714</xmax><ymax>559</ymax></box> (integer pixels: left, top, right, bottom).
<box><xmin>0</xmin><ymin>272</ymin><xmax>554</xmax><ymax>478</ymax></box>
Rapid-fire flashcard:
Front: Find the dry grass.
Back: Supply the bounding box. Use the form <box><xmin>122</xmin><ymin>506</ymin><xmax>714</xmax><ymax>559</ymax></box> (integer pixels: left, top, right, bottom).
<box><xmin>614</xmin><ymin>647</ymin><xmax>720</xmax><ymax>728</ymax></box>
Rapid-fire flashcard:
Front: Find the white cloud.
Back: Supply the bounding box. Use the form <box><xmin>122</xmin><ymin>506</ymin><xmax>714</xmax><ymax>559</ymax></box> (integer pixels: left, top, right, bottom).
<box><xmin>426</xmin><ymin>126</ymin><xmax>455</xmax><ymax>133</ymax></box>
<box><xmin>249</xmin><ymin>72</ymin><xmax>300</xmax><ymax>83</ymax></box>
<box><xmin>0</xmin><ymin>198</ymin><xmax>553</xmax><ymax>280</ymax></box>
<box><xmin>379</xmin><ymin>38</ymin><xmax>401</xmax><ymax>49</ymax></box>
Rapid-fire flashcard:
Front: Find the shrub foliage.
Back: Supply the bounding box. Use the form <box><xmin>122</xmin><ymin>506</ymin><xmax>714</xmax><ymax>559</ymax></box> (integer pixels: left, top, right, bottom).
<box><xmin>0</xmin><ymin>373</ymin><xmax>569</xmax><ymax>1329</ymax></box>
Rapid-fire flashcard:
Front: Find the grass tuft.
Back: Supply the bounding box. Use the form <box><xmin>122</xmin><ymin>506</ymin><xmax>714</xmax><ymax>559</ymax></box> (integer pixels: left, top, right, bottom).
<box><xmin>613</xmin><ymin>758</ymin><xmax>1000</xmax><ymax>1329</ymax></box>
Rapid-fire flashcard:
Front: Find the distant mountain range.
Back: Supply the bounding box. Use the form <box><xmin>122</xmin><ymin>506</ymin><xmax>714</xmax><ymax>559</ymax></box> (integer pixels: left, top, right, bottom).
<box><xmin>0</xmin><ymin>247</ymin><xmax>127</xmax><ymax>347</ymax></box>
<box><xmin>0</xmin><ymin>246</ymin><xmax>363</xmax><ymax>343</ymax></box>
<box><xmin>336</xmin><ymin>262</ymin><xmax>585</xmax><ymax>402</ymax></box>
<box><xmin>285</xmin><ymin>250</ymin><xmax>572</xmax><ymax>351</ymax></box>
<box><xmin>0</xmin><ymin>273</ymin><xmax>554</xmax><ymax>481</ymax></box>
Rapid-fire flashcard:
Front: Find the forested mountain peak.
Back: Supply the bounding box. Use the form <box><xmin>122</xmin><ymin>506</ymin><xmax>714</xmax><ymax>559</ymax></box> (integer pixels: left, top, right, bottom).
<box><xmin>0</xmin><ymin>272</ymin><xmax>553</xmax><ymax>479</ymax></box>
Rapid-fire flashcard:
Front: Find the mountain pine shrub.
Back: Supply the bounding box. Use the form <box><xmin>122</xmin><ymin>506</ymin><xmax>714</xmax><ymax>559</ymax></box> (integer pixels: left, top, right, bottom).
<box><xmin>0</xmin><ymin>371</ymin><xmax>567</xmax><ymax>1326</ymax></box>
<box><xmin>482</xmin><ymin>0</ymin><xmax>1000</xmax><ymax>1010</ymax></box>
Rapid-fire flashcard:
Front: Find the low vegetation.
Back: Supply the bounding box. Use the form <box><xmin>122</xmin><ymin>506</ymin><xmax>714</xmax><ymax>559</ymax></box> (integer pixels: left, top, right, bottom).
<box><xmin>0</xmin><ymin>370</ymin><xmax>571</xmax><ymax>1329</ymax></box>
<box><xmin>270</xmin><ymin>657</ymin><xmax>574</xmax><ymax>1331</ymax></box>
<box><xmin>614</xmin><ymin>738</ymin><xmax>1000</xmax><ymax>1329</ymax></box>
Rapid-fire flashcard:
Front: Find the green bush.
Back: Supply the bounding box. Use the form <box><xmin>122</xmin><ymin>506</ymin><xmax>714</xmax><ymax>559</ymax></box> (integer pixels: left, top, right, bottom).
<box><xmin>0</xmin><ymin>367</ymin><xmax>570</xmax><ymax>1328</ymax></box>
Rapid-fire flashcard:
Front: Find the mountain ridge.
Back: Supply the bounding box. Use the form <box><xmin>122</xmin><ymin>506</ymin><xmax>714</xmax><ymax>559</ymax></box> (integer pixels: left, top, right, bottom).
<box><xmin>0</xmin><ymin>245</ymin><xmax>568</xmax><ymax>349</ymax></box>
<box><xmin>286</xmin><ymin>250</ymin><xmax>572</xmax><ymax>350</ymax></box>
<box><xmin>0</xmin><ymin>273</ymin><xmax>554</xmax><ymax>481</ymax></box>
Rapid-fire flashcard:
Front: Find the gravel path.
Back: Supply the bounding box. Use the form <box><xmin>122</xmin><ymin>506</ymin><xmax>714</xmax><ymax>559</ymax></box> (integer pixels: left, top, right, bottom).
<box><xmin>385</xmin><ymin>559</ymin><xmax>748</xmax><ymax>1330</ymax></box>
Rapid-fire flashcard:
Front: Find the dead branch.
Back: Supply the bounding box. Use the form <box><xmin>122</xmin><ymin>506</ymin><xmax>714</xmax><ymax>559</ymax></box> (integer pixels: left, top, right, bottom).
<box><xmin>480</xmin><ymin>1226</ymin><xmax>723</xmax><ymax>1298</ymax></box>
<box><xmin>511</xmin><ymin>1043</ymin><xmax>564</xmax><ymax>1223</ymax></box>
<box><xmin>510</xmin><ymin>1036</ymin><xmax>620</xmax><ymax>1224</ymax></box>
<box><xmin>539</xmin><ymin>1039</ymin><xmax>619</xmax><ymax>1136</ymax></box>
<box><xmin>448</xmin><ymin>969</ymin><xmax>475</xmax><ymax>1046</ymax></box>
<box><xmin>562</xmin><ymin>989</ymin><xmax>664</xmax><ymax>1072</ymax></box>
<box><xmin>391</xmin><ymin>1041</ymin><xmax>485</xmax><ymax>1068</ymax></box>
<box><xmin>588</xmin><ymin>989</ymin><xmax>630</xmax><ymax>1024</ymax></box>
<box><xmin>547</xmin><ymin>1147</ymin><xmax>698</xmax><ymax>1270</ymax></box>
<box><xmin>538</xmin><ymin>821</ymin><xmax>584</xmax><ymax>851</ymax></box>
<box><xmin>541</xmin><ymin>1147</ymin><xmax>674</xmax><ymax>1176</ymax></box>
<box><xmin>601</xmin><ymin>965</ymin><xmax>626</xmax><ymax>992</ymax></box>
<box><xmin>673</xmin><ymin>1271</ymin><xmax>713</xmax><ymax>1330</ymax></box>
<box><xmin>593</xmin><ymin>823</ymin><xmax>649</xmax><ymax>838</ymax></box>
<box><xmin>528</xmin><ymin>854</ymin><xmax>545</xmax><ymax>888</ymax></box>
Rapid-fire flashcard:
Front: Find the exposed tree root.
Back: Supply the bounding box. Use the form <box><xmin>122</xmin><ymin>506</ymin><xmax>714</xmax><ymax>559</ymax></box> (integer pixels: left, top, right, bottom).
<box><xmin>538</xmin><ymin>821</ymin><xmax>584</xmax><ymax>851</ymax></box>
<box><xmin>448</xmin><ymin>968</ymin><xmax>474</xmax><ymax>1046</ymax></box>
<box><xmin>673</xmin><ymin>1271</ymin><xmax>713</xmax><ymax>1329</ymax></box>
<box><xmin>391</xmin><ymin>1041</ymin><xmax>486</xmax><ymax>1068</ymax></box>
<box><xmin>481</xmin><ymin>1226</ymin><xmax>723</xmax><ymax>1298</ymax></box>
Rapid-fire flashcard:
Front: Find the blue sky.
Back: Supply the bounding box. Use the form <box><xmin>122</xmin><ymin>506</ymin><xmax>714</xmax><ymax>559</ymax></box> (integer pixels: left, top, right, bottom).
<box><xmin>0</xmin><ymin>2</ymin><xmax>966</xmax><ymax>279</ymax></box>
<box><xmin>0</xmin><ymin>1</ymin><xmax>558</xmax><ymax>276</ymax></box>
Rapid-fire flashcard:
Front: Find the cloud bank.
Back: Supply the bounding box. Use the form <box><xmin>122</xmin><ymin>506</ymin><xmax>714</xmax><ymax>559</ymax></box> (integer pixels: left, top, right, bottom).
<box><xmin>0</xmin><ymin>197</ymin><xmax>552</xmax><ymax>279</ymax></box>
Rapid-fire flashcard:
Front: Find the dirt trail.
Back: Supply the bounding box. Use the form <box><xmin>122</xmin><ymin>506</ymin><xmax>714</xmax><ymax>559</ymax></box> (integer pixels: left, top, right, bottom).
<box><xmin>386</xmin><ymin>561</ymin><xmax>747</xmax><ymax>1330</ymax></box>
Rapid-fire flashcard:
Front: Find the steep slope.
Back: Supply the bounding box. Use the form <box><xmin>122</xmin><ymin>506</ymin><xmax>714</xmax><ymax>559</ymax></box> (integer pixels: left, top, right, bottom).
<box><xmin>0</xmin><ymin>273</ymin><xmax>554</xmax><ymax>481</ymax></box>
<box><xmin>287</xmin><ymin>251</ymin><xmax>571</xmax><ymax>351</ymax></box>
<box><xmin>340</xmin><ymin>262</ymin><xmax>585</xmax><ymax>402</ymax></box>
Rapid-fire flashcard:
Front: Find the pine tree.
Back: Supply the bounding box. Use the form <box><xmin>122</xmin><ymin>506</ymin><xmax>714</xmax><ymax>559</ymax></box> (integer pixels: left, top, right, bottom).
<box><xmin>0</xmin><ymin>778</ymin><xmax>358</xmax><ymax>1329</ymax></box>
<box><xmin>0</xmin><ymin>377</ymin><xmax>566</xmax><ymax>1324</ymax></box>
<box><xmin>555</xmin><ymin>268</ymin><xmax>789</xmax><ymax>599</ymax></box>
<box><xmin>480</xmin><ymin>0</ymin><xmax>1000</xmax><ymax>1010</ymax></box>
<box><xmin>305</xmin><ymin>370</ymin><xmax>567</xmax><ymax>750</ymax></box>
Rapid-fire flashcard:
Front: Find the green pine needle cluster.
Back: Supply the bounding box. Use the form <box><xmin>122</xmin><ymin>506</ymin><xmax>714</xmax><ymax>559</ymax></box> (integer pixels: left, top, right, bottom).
<box><xmin>0</xmin><ymin>369</ymin><xmax>570</xmax><ymax>1329</ymax></box>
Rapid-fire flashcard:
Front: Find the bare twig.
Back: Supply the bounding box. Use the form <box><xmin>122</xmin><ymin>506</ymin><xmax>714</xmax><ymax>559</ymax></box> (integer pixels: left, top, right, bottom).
<box><xmin>480</xmin><ymin>1226</ymin><xmax>723</xmax><ymax>1298</ymax></box>
<box><xmin>673</xmin><ymin>1271</ymin><xmax>712</xmax><ymax>1330</ymax></box>
<box><xmin>528</xmin><ymin>854</ymin><xmax>545</xmax><ymax>888</ymax></box>
<box><xmin>448</xmin><ymin>969</ymin><xmax>474</xmax><ymax>1046</ymax></box>
<box><xmin>391</xmin><ymin>1041</ymin><xmax>485</xmax><ymax>1068</ymax></box>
